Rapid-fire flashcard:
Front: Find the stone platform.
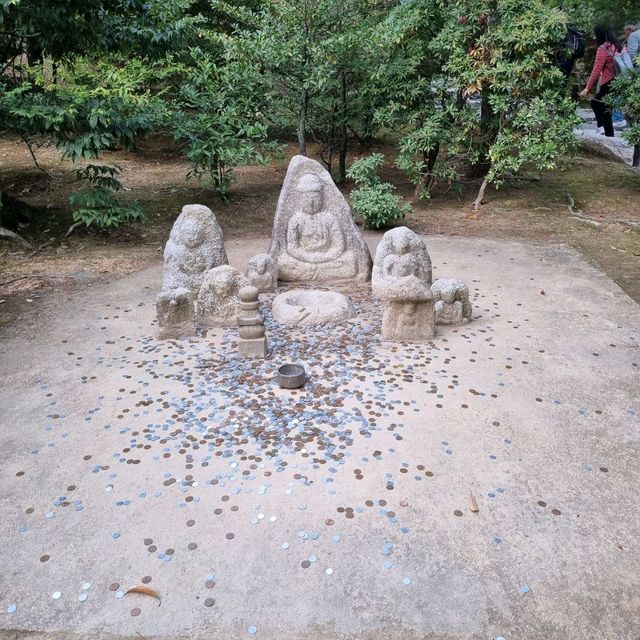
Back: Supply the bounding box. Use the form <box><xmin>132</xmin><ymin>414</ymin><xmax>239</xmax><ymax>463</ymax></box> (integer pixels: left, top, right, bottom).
<box><xmin>0</xmin><ymin>235</ymin><xmax>638</xmax><ymax>640</ymax></box>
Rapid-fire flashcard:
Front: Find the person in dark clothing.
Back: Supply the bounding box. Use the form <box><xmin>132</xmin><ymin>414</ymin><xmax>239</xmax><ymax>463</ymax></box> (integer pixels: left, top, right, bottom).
<box><xmin>579</xmin><ymin>25</ymin><xmax>622</xmax><ymax>137</ymax></box>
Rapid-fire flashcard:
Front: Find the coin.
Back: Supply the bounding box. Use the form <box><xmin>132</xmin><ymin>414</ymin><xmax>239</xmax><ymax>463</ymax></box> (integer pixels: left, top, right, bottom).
<box><xmin>142</xmin><ymin>576</ymin><xmax>152</xmax><ymax>584</ymax></box>
<box><xmin>204</xmin><ymin>598</ymin><xmax>215</xmax><ymax>607</ymax></box>
<box><xmin>131</xmin><ymin>607</ymin><xmax>141</xmax><ymax>617</ymax></box>
<box><xmin>109</xmin><ymin>583</ymin><xmax>119</xmax><ymax>592</ymax></box>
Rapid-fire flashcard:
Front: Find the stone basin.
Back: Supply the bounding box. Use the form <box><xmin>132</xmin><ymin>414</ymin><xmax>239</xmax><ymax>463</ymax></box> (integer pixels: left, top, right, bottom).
<box><xmin>271</xmin><ymin>288</ymin><xmax>355</xmax><ymax>326</ymax></box>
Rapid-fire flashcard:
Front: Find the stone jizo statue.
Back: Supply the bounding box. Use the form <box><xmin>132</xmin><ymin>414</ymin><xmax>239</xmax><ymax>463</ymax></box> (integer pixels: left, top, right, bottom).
<box><xmin>431</xmin><ymin>278</ymin><xmax>472</xmax><ymax>325</ymax></box>
<box><xmin>269</xmin><ymin>155</ymin><xmax>372</xmax><ymax>283</ymax></box>
<box><xmin>372</xmin><ymin>227</ymin><xmax>434</xmax><ymax>342</ymax></box>
<box><xmin>162</xmin><ymin>204</ymin><xmax>228</xmax><ymax>292</ymax></box>
<box><xmin>247</xmin><ymin>253</ymin><xmax>278</xmax><ymax>292</ymax></box>
<box><xmin>156</xmin><ymin>288</ymin><xmax>196</xmax><ymax>339</ymax></box>
<box><xmin>197</xmin><ymin>265</ymin><xmax>249</xmax><ymax>328</ymax></box>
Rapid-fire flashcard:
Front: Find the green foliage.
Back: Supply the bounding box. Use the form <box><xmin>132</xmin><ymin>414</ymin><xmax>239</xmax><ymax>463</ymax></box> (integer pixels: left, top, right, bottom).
<box><xmin>69</xmin><ymin>165</ymin><xmax>145</xmax><ymax>230</ymax></box>
<box><xmin>559</xmin><ymin>0</ymin><xmax>639</xmax><ymax>31</ymax></box>
<box><xmin>374</xmin><ymin>0</ymin><xmax>580</xmax><ymax>203</ymax></box>
<box><xmin>167</xmin><ymin>47</ymin><xmax>277</xmax><ymax>200</ymax></box>
<box><xmin>610</xmin><ymin>68</ymin><xmax>640</xmax><ymax>151</ymax></box>
<box><xmin>69</xmin><ymin>187</ymin><xmax>145</xmax><ymax>230</ymax></box>
<box><xmin>347</xmin><ymin>154</ymin><xmax>411</xmax><ymax>229</ymax></box>
<box><xmin>213</xmin><ymin>0</ymin><xmax>390</xmax><ymax>181</ymax></box>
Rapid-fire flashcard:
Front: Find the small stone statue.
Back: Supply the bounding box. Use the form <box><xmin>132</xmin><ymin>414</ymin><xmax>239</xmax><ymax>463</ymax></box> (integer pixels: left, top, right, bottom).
<box><xmin>372</xmin><ymin>227</ymin><xmax>434</xmax><ymax>342</ymax></box>
<box><xmin>197</xmin><ymin>265</ymin><xmax>249</xmax><ymax>327</ymax></box>
<box><xmin>156</xmin><ymin>288</ymin><xmax>196</xmax><ymax>339</ymax></box>
<box><xmin>162</xmin><ymin>204</ymin><xmax>228</xmax><ymax>292</ymax></box>
<box><xmin>247</xmin><ymin>254</ymin><xmax>278</xmax><ymax>292</ymax></box>
<box><xmin>268</xmin><ymin>155</ymin><xmax>372</xmax><ymax>283</ymax></box>
<box><xmin>237</xmin><ymin>286</ymin><xmax>268</xmax><ymax>358</ymax></box>
<box><xmin>431</xmin><ymin>278</ymin><xmax>472</xmax><ymax>325</ymax></box>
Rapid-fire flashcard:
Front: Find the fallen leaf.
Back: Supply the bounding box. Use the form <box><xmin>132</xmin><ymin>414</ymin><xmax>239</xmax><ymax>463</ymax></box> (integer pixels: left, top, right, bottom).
<box><xmin>125</xmin><ymin>586</ymin><xmax>161</xmax><ymax>606</ymax></box>
<box><xmin>468</xmin><ymin>491</ymin><xmax>479</xmax><ymax>513</ymax></box>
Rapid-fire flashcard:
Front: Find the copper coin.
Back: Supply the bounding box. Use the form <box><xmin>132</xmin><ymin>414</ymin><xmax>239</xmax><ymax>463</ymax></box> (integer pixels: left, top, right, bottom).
<box><xmin>425</xmin><ymin>471</ymin><xmax>434</xmax><ymax>477</ymax></box>
<box><xmin>225</xmin><ymin>533</ymin><xmax>234</xmax><ymax>540</ymax></box>
<box><xmin>165</xmin><ymin>548</ymin><xmax>174</xmax><ymax>555</ymax></box>
<box><xmin>325</xmin><ymin>519</ymin><xmax>334</xmax><ymax>526</ymax></box>
<box><xmin>143</xmin><ymin>538</ymin><xmax>153</xmax><ymax>546</ymax></box>
<box><xmin>109</xmin><ymin>582</ymin><xmax>119</xmax><ymax>591</ymax></box>
<box><xmin>188</xmin><ymin>543</ymin><xmax>197</xmax><ymax>551</ymax></box>
<box><xmin>453</xmin><ymin>510</ymin><xmax>463</xmax><ymax>517</ymax></box>
<box><xmin>148</xmin><ymin>545</ymin><xmax>157</xmax><ymax>553</ymax></box>
<box><xmin>301</xmin><ymin>560</ymin><xmax>311</xmax><ymax>569</ymax></box>
<box><xmin>186</xmin><ymin>520</ymin><xmax>195</xmax><ymax>527</ymax></box>
<box><xmin>400</xmin><ymin>500</ymin><xmax>409</xmax><ymax>507</ymax></box>
<box><xmin>40</xmin><ymin>555</ymin><xmax>50</xmax><ymax>563</ymax></box>
<box><xmin>204</xmin><ymin>598</ymin><xmax>215</xmax><ymax>607</ymax></box>
<box><xmin>537</xmin><ymin>500</ymin><xmax>547</xmax><ymax>507</ymax></box>
<box><xmin>551</xmin><ymin>509</ymin><xmax>561</xmax><ymax>516</ymax></box>
<box><xmin>141</xmin><ymin>576</ymin><xmax>152</xmax><ymax>584</ymax></box>
<box><xmin>205</xmin><ymin>580</ymin><xmax>215</xmax><ymax>589</ymax></box>
<box><xmin>131</xmin><ymin>607</ymin><xmax>141</xmax><ymax>617</ymax></box>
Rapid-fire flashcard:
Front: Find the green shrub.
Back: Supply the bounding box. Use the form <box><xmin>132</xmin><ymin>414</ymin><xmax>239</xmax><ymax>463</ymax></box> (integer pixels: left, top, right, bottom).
<box><xmin>346</xmin><ymin>154</ymin><xmax>412</xmax><ymax>230</ymax></box>
<box><xmin>69</xmin><ymin>164</ymin><xmax>146</xmax><ymax>231</ymax></box>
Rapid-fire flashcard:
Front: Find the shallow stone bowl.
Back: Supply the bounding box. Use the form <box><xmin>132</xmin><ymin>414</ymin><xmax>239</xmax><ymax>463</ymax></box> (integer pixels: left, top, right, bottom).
<box><xmin>277</xmin><ymin>363</ymin><xmax>306</xmax><ymax>389</ymax></box>
<box><xmin>272</xmin><ymin>288</ymin><xmax>355</xmax><ymax>326</ymax></box>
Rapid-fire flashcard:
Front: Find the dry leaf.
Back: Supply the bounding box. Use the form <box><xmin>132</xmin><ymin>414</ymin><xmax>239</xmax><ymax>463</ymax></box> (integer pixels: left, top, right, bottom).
<box><xmin>125</xmin><ymin>586</ymin><xmax>161</xmax><ymax>606</ymax></box>
<box><xmin>468</xmin><ymin>491</ymin><xmax>479</xmax><ymax>513</ymax></box>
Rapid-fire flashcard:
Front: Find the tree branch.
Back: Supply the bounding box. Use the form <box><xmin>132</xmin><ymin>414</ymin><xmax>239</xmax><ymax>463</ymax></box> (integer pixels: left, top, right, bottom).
<box><xmin>18</xmin><ymin>133</ymin><xmax>53</xmax><ymax>177</ymax></box>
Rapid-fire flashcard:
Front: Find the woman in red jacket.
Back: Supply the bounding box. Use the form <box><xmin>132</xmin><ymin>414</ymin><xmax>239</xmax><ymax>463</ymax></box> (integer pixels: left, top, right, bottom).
<box><xmin>579</xmin><ymin>26</ymin><xmax>621</xmax><ymax>137</ymax></box>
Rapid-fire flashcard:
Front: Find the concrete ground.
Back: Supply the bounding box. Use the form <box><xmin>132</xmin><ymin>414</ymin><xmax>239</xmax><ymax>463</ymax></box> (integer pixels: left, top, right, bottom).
<box><xmin>0</xmin><ymin>235</ymin><xmax>639</xmax><ymax>640</ymax></box>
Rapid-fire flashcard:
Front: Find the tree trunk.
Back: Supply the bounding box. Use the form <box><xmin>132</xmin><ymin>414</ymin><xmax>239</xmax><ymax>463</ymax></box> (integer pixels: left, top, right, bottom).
<box><xmin>298</xmin><ymin>88</ymin><xmax>308</xmax><ymax>156</ymax></box>
<box><xmin>338</xmin><ymin>71</ymin><xmax>348</xmax><ymax>185</ymax></box>
<box><xmin>633</xmin><ymin>144</ymin><xmax>639</xmax><ymax>168</ymax></box>
<box><xmin>467</xmin><ymin>94</ymin><xmax>494</xmax><ymax>179</ymax></box>
<box><xmin>473</xmin><ymin>175</ymin><xmax>490</xmax><ymax>212</ymax></box>
<box><xmin>414</xmin><ymin>142</ymin><xmax>440</xmax><ymax>199</ymax></box>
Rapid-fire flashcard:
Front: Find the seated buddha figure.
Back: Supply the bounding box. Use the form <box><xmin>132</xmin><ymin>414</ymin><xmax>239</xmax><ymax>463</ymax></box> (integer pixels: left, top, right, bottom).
<box><xmin>278</xmin><ymin>173</ymin><xmax>358</xmax><ymax>281</ymax></box>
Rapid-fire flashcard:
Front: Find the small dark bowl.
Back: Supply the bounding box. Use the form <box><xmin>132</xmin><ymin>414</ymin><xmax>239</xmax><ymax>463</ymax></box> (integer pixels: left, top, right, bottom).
<box><xmin>277</xmin><ymin>363</ymin><xmax>306</xmax><ymax>389</ymax></box>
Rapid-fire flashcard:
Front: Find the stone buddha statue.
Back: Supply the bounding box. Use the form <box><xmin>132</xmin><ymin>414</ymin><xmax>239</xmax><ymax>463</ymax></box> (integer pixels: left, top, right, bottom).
<box><xmin>372</xmin><ymin>226</ymin><xmax>434</xmax><ymax>342</ymax></box>
<box><xmin>268</xmin><ymin>155</ymin><xmax>372</xmax><ymax>283</ymax></box>
<box><xmin>279</xmin><ymin>174</ymin><xmax>354</xmax><ymax>280</ymax></box>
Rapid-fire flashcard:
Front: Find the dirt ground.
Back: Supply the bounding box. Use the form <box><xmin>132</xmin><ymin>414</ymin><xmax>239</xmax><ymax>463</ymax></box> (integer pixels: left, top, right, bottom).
<box><xmin>1</xmin><ymin>135</ymin><xmax>639</xmax><ymax>325</ymax></box>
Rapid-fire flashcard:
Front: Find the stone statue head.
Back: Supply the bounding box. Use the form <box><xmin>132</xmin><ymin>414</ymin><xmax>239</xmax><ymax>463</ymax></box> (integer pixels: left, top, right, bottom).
<box><xmin>297</xmin><ymin>174</ymin><xmax>324</xmax><ymax>215</ymax></box>
<box><xmin>171</xmin><ymin>215</ymin><xmax>205</xmax><ymax>249</ymax></box>
<box><xmin>391</xmin><ymin>231</ymin><xmax>412</xmax><ymax>255</ymax></box>
<box><xmin>253</xmin><ymin>255</ymin><xmax>268</xmax><ymax>275</ymax></box>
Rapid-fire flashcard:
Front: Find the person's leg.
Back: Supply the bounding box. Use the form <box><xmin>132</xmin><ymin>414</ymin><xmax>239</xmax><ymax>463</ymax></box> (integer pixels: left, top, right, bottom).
<box><xmin>599</xmin><ymin>82</ymin><xmax>614</xmax><ymax>137</ymax></box>
<box><xmin>591</xmin><ymin>91</ymin><xmax>605</xmax><ymax>128</ymax></box>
